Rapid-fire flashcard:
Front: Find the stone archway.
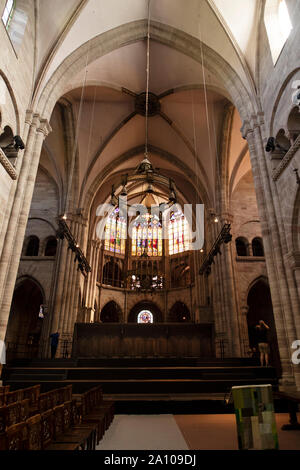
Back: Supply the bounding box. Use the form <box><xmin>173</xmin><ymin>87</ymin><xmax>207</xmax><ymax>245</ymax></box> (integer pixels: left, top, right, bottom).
<box><xmin>5</xmin><ymin>278</ymin><xmax>45</xmax><ymax>361</ymax></box>
<box><xmin>247</xmin><ymin>278</ymin><xmax>281</xmax><ymax>375</ymax></box>
<box><xmin>168</xmin><ymin>302</ymin><xmax>191</xmax><ymax>322</ymax></box>
<box><xmin>100</xmin><ymin>301</ymin><xmax>122</xmax><ymax>323</ymax></box>
<box><xmin>128</xmin><ymin>301</ymin><xmax>163</xmax><ymax>323</ymax></box>
<box><xmin>36</xmin><ymin>20</ymin><xmax>255</xmax><ymax>123</ymax></box>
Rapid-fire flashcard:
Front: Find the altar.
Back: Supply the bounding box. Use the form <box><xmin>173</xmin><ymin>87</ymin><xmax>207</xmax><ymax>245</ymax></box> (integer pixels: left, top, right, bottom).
<box><xmin>72</xmin><ymin>323</ymin><xmax>214</xmax><ymax>358</ymax></box>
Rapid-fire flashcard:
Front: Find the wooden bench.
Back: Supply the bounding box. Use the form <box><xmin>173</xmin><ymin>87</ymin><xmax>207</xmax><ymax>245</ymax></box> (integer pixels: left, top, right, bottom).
<box><xmin>0</xmin><ymin>384</ymin><xmax>113</xmax><ymax>450</ymax></box>
<box><xmin>44</xmin><ymin>402</ymin><xmax>96</xmax><ymax>450</ymax></box>
<box><xmin>274</xmin><ymin>391</ymin><xmax>300</xmax><ymax>430</ymax></box>
<box><xmin>0</xmin><ymin>422</ymin><xmax>26</xmax><ymax>450</ymax></box>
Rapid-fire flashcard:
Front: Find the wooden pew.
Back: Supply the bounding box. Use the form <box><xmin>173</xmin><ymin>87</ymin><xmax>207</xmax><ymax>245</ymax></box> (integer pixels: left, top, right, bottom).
<box><xmin>23</xmin><ymin>385</ymin><xmax>40</xmax><ymax>416</ymax></box>
<box><xmin>0</xmin><ymin>422</ymin><xmax>26</xmax><ymax>450</ymax></box>
<box><xmin>1</xmin><ymin>399</ymin><xmax>30</xmax><ymax>429</ymax></box>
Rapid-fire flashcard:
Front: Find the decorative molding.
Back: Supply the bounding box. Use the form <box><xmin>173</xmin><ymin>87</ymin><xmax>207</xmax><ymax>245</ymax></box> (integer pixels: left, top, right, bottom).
<box><xmin>235</xmin><ymin>256</ymin><xmax>265</xmax><ymax>263</ymax></box>
<box><xmin>272</xmin><ymin>134</ymin><xmax>300</xmax><ymax>181</ymax></box>
<box><xmin>0</xmin><ymin>148</ymin><xmax>17</xmax><ymax>180</ymax></box>
<box><xmin>37</xmin><ymin>118</ymin><xmax>52</xmax><ymax>137</ymax></box>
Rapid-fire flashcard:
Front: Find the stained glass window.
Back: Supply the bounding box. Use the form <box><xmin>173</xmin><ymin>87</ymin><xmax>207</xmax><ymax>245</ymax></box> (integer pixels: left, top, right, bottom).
<box><xmin>104</xmin><ymin>208</ymin><xmax>126</xmax><ymax>255</ymax></box>
<box><xmin>168</xmin><ymin>209</ymin><xmax>190</xmax><ymax>255</ymax></box>
<box><xmin>131</xmin><ymin>212</ymin><xmax>162</xmax><ymax>257</ymax></box>
<box><xmin>137</xmin><ymin>310</ymin><xmax>153</xmax><ymax>323</ymax></box>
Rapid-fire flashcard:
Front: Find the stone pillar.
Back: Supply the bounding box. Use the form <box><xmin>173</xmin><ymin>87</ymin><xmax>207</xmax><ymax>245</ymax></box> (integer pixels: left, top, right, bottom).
<box><xmin>0</xmin><ymin>116</ymin><xmax>51</xmax><ymax>343</ymax></box>
<box><xmin>85</xmin><ymin>239</ymin><xmax>100</xmax><ymax>314</ymax></box>
<box><xmin>242</xmin><ymin>116</ymin><xmax>297</xmax><ymax>389</ymax></box>
<box><xmin>67</xmin><ymin>218</ymin><xmax>87</xmax><ymax>333</ymax></box>
<box><xmin>210</xmin><ymin>218</ymin><xmax>231</xmax><ymax>357</ymax></box>
<box><xmin>0</xmin><ymin>110</ymin><xmax>33</xmax><ymax>257</ymax></box>
<box><xmin>240</xmin><ymin>305</ymin><xmax>250</xmax><ymax>357</ymax></box>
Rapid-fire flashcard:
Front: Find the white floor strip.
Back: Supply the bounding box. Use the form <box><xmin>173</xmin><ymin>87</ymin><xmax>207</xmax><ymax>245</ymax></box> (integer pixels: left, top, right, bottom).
<box><xmin>96</xmin><ymin>415</ymin><xmax>189</xmax><ymax>450</ymax></box>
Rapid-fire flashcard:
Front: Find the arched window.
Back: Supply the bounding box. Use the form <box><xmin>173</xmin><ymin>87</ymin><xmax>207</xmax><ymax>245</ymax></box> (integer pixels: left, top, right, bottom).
<box><xmin>235</xmin><ymin>237</ymin><xmax>249</xmax><ymax>257</ymax></box>
<box><xmin>104</xmin><ymin>208</ymin><xmax>126</xmax><ymax>255</ymax></box>
<box><xmin>2</xmin><ymin>0</ymin><xmax>15</xmax><ymax>28</ymax></box>
<box><xmin>102</xmin><ymin>260</ymin><xmax>122</xmax><ymax>287</ymax></box>
<box><xmin>168</xmin><ymin>207</ymin><xmax>190</xmax><ymax>255</ymax></box>
<box><xmin>131</xmin><ymin>213</ymin><xmax>162</xmax><ymax>257</ymax></box>
<box><xmin>100</xmin><ymin>301</ymin><xmax>121</xmax><ymax>323</ymax></box>
<box><xmin>137</xmin><ymin>310</ymin><xmax>153</xmax><ymax>324</ymax></box>
<box><xmin>252</xmin><ymin>237</ymin><xmax>264</xmax><ymax>257</ymax></box>
<box><xmin>44</xmin><ymin>237</ymin><xmax>57</xmax><ymax>256</ymax></box>
<box><xmin>25</xmin><ymin>236</ymin><xmax>39</xmax><ymax>256</ymax></box>
<box><xmin>264</xmin><ymin>0</ymin><xmax>293</xmax><ymax>64</ymax></box>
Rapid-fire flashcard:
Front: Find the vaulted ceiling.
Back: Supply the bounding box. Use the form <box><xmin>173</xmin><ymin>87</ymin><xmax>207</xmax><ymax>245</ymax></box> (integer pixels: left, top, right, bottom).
<box><xmin>37</xmin><ymin>0</ymin><xmax>257</xmax><ymax>218</ymax></box>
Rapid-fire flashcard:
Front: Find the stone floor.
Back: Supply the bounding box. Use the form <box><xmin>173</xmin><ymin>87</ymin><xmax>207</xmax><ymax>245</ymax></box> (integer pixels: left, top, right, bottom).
<box><xmin>96</xmin><ymin>413</ymin><xmax>300</xmax><ymax>450</ymax></box>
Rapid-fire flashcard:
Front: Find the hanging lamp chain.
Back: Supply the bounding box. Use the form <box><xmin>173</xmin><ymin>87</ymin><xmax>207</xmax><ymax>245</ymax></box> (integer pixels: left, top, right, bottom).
<box><xmin>145</xmin><ymin>0</ymin><xmax>151</xmax><ymax>157</ymax></box>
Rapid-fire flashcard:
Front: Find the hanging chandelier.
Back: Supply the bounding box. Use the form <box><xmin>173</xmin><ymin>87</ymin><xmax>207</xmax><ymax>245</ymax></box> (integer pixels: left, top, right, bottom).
<box><xmin>109</xmin><ymin>0</ymin><xmax>177</xmax><ymax>211</ymax></box>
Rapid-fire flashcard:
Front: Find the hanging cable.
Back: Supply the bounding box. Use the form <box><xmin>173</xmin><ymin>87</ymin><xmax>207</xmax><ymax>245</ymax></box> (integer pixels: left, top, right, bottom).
<box><xmin>63</xmin><ymin>37</ymin><xmax>92</xmax><ymax>215</ymax></box>
<box><xmin>145</xmin><ymin>0</ymin><xmax>151</xmax><ymax>157</ymax></box>
<box><xmin>198</xmin><ymin>1</ymin><xmax>216</xmax><ymax>209</ymax></box>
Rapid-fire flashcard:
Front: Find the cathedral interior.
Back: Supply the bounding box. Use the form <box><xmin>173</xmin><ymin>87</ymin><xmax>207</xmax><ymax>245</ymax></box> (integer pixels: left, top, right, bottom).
<box><xmin>0</xmin><ymin>0</ymin><xmax>299</xmax><ymax>451</ymax></box>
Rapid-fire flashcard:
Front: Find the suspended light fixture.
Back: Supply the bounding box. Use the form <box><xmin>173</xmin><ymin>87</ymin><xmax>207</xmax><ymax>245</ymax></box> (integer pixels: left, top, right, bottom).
<box><xmin>108</xmin><ymin>0</ymin><xmax>179</xmax><ymax>211</ymax></box>
<box><xmin>120</xmin><ymin>185</ymin><xmax>128</xmax><ymax>196</ymax></box>
<box><xmin>146</xmin><ymin>183</ymin><xmax>154</xmax><ymax>194</ymax></box>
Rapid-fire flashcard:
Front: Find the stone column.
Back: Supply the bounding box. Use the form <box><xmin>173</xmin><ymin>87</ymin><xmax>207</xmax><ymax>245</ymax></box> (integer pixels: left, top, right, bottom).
<box><xmin>210</xmin><ymin>218</ymin><xmax>231</xmax><ymax>357</ymax></box>
<box><xmin>0</xmin><ymin>110</ymin><xmax>33</xmax><ymax>257</ymax></box>
<box><xmin>242</xmin><ymin>117</ymin><xmax>296</xmax><ymax>389</ymax></box>
<box><xmin>0</xmin><ymin>113</ymin><xmax>40</xmax><ymax>307</ymax></box>
<box><xmin>0</xmin><ymin>116</ymin><xmax>51</xmax><ymax>343</ymax></box>
<box><xmin>240</xmin><ymin>305</ymin><xmax>250</xmax><ymax>357</ymax></box>
<box><xmin>65</xmin><ymin>218</ymin><xmax>81</xmax><ymax>330</ymax></box>
<box><xmin>67</xmin><ymin>218</ymin><xmax>87</xmax><ymax>333</ymax></box>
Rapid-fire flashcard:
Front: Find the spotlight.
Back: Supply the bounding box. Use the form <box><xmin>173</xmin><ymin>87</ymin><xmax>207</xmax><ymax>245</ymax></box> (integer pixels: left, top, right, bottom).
<box><xmin>62</xmin><ymin>214</ymin><xmax>67</xmax><ymax>220</ymax></box>
<box><xmin>13</xmin><ymin>135</ymin><xmax>25</xmax><ymax>150</ymax></box>
<box><xmin>265</xmin><ymin>137</ymin><xmax>275</xmax><ymax>152</ymax></box>
<box><xmin>223</xmin><ymin>233</ymin><xmax>232</xmax><ymax>244</ymax></box>
<box><xmin>213</xmin><ymin>246</ymin><xmax>221</xmax><ymax>256</ymax></box>
<box><xmin>214</xmin><ymin>217</ymin><xmax>219</xmax><ymax>223</ymax></box>
<box><xmin>200</xmin><ymin>249</ymin><xmax>204</xmax><ymax>253</ymax></box>
<box><xmin>56</xmin><ymin>230</ymin><xmax>64</xmax><ymax>240</ymax></box>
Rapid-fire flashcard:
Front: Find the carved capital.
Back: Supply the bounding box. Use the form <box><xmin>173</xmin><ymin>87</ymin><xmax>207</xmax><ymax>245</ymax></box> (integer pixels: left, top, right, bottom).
<box><xmin>37</xmin><ymin>118</ymin><xmax>52</xmax><ymax>137</ymax></box>
<box><xmin>25</xmin><ymin>109</ymin><xmax>34</xmax><ymax>125</ymax></box>
<box><xmin>240</xmin><ymin>120</ymin><xmax>253</xmax><ymax>139</ymax></box>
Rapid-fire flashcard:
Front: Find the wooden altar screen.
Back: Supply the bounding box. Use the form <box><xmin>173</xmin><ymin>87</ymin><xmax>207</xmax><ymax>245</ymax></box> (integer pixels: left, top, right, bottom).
<box><xmin>72</xmin><ymin>323</ymin><xmax>214</xmax><ymax>358</ymax></box>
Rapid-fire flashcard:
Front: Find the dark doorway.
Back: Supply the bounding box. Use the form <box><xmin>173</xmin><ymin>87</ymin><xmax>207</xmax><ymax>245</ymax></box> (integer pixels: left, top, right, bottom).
<box><xmin>168</xmin><ymin>301</ymin><xmax>191</xmax><ymax>322</ymax></box>
<box><xmin>5</xmin><ymin>278</ymin><xmax>44</xmax><ymax>361</ymax></box>
<box><xmin>100</xmin><ymin>301</ymin><xmax>121</xmax><ymax>322</ymax></box>
<box><xmin>247</xmin><ymin>279</ymin><xmax>281</xmax><ymax>375</ymax></box>
<box><xmin>128</xmin><ymin>301</ymin><xmax>163</xmax><ymax>323</ymax></box>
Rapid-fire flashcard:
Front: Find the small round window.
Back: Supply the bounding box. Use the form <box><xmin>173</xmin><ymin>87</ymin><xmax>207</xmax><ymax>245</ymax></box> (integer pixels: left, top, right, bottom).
<box><xmin>137</xmin><ymin>310</ymin><xmax>153</xmax><ymax>324</ymax></box>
